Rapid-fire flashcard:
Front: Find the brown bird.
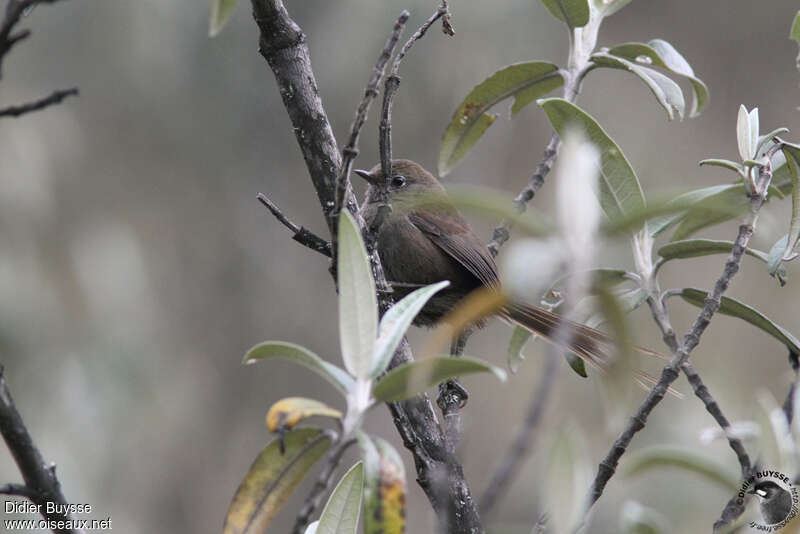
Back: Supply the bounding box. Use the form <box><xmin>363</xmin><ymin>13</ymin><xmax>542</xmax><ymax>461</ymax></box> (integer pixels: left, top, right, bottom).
<box><xmin>356</xmin><ymin>159</ymin><xmax>617</xmax><ymax>368</ymax></box>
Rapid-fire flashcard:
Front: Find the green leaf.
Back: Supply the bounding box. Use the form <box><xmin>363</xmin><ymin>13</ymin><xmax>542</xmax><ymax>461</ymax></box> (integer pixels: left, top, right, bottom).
<box><xmin>592</xmin><ymin>0</ymin><xmax>633</xmax><ymax>17</ymax></box>
<box><xmin>223</xmin><ymin>428</ymin><xmax>333</xmax><ymax>534</ymax></box>
<box><xmin>669</xmin><ymin>184</ymin><xmax>753</xmax><ymax>241</ymax></box>
<box><xmin>209</xmin><ymin>0</ymin><xmax>239</xmax><ymax>37</ymax></box>
<box><xmin>371</xmin><ymin>281</ymin><xmax>450</xmax><ymax>378</ymax></box>
<box><xmin>676</xmin><ymin>288</ymin><xmax>800</xmax><ymax>354</ymax></box>
<box><xmin>438</xmin><ymin>62</ymin><xmax>564</xmax><ymax>176</ymax></box>
<box><xmin>540</xmin><ymin>0</ymin><xmax>590</xmax><ymax>27</ymax></box>
<box><xmin>755</xmin><ymin>128</ymin><xmax>789</xmax><ymax>158</ymax></box>
<box><xmin>372</xmin><ymin>356</ymin><xmax>506</xmax><ymax>402</ymax></box>
<box><xmin>607</xmin><ymin>40</ymin><xmax>709</xmax><ymax>117</ymax></box>
<box><xmin>507</xmin><ymin>326</ymin><xmax>533</xmax><ymax>374</ymax></box>
<box><xmin>316</xmin><ymin>462</ymin><xmax>364</xmax><ymax>534</ymax></box>
<box><xmin>780</xmin><ymin>143</ymin><xmax>800</xmax><ymax>261</ymax></box>
<box><xmin>338</xmin><ymin>211</ymin><xmax>378</xmax><ymax>379</ymax></box>
<box><xmin>539</xmin><ymin>98</ymin><xmax>645</xmax><ymax>223</ymax></box>
<box><xmin>243</xmin><ymin>341</ymin><xmax>355</xmax><ymax>395</ymax></box>
<box><xmin>736</xmin><ymin>105</ymin><xmax>754</xmax><ymax>161</ymax></box>
<box><xmin>768</xmin><ymin>234</ymin><xmax>789</xmax><ymax>280</ymax></box>
<box><xmin>698</xmin><ymin>158</ymin><xmax>744</xmax><ymax>175</ymax></box>
<box><xmin>591</xmin><ymin>53</ymin><xmax>685</xmax><ymax>120</ymax></box>
<box><xmin>623</xmin><ymin>445</ymin><xmax>739</xmax><ymax>492</ymax></box>
<box><xmin>791</xmin><ymin>11</ymin><xmax>800</xmax><ymax>43</ymax></box>
<box><xmin>565</xmin><ymin>352</ymin><xmax>588</xmax><ymax>377</ymax></box>
<box><xmin>359</xmin><ymin>434</ymin><xmax>406</xmax><ymax>534</ymax></box>
<box><xmin>656</xmin><ymin>239</ymin><xmax>787</xmax><ymax>284</ymax></box>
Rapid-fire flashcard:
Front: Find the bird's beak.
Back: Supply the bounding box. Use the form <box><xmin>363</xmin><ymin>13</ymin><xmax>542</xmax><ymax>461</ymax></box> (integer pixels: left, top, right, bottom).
<box><xmin>354</xmin><ymin>169</ymin><xmax>380</xmax><ymax>186</ymax></box>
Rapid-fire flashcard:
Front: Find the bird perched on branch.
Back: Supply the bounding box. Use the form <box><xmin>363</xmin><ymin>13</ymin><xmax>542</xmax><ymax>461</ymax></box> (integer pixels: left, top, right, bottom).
<box><xmin>356</xmin><ymin>159</ymin><xmax>617</xmax><ymax>369</ymax></box>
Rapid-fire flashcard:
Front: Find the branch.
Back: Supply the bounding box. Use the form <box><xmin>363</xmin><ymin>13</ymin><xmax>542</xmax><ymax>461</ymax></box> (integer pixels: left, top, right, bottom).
<box><xmin>256</xmin><ymin>193</ymin><xmax>331</xmax><ymax>257</ymax></box>
<box><xmin>589</xmin><ymin>184</ymin><xmax>769</xmax><ymax>509</ymax></box>
<box><xmin>249</xmin><ymin>3</ymin><xmax>483</xmax><ymax>533</ymax></box>
<box><xmin>291</xmin><ymin>437</ymin><xmax>355</xmax><ymax>534</ymax></box>
<box><xmin>0</xmin><ymin>87</ymin><xmax>77</xmax><ymax>118</ymax></box>
<box><xmin>0</xmin><ymin>0</ymin><xmax>67</xmax><ymax>76</ymax></box>
<box><xmin>783</xmin><ymin>350</ymin><xmax>799</xmax><ymax>426</ymax></box>
<box><xmin>0</xmin><ymin>366</ymin><xmax>85</xmax><ymax>534</ymax></box>
<box><xmin>479</xmin><ymin>350</ymin><xmax>558</xmax><ymax>515</ymax></box>
<box><xmin>0</xmin><ymin>482</ymin><xmax>39</xmax><ymax>500</ymax></box>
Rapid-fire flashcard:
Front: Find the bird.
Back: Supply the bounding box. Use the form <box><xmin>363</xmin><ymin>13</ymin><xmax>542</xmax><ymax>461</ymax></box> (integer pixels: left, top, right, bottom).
<box><xmin>749</xmin><ymin>480</ymin><xmax>793</xmax><ymax>525</ymax></box>
<box><xmin>355</xmin><ymin>159</ymin><xmax>620</xmax><ymax>370</ymax></box>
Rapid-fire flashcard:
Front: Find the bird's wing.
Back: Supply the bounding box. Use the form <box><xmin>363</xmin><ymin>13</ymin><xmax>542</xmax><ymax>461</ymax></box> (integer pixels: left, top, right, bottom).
<box><xmin>408</xmin><ymin>209</ymin><xmax>499</xmax><ymax>287</ymax></box>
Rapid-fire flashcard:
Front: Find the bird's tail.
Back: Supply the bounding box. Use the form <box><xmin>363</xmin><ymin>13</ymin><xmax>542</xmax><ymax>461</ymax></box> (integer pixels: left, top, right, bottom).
<box><xmin>501</xmin><ymin>303</ymin><xmax>618</xmax><ymax>370</ymax></box>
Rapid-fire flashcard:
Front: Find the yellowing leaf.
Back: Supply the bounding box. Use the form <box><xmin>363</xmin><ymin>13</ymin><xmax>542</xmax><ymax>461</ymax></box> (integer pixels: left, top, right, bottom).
<box><xmin>360</xmin><ymin>433</ymin><xmax>406</xmax><ymax>534</ymax></box>
<box><xmin>265</xmin><ymin>397</ymin><xmax>342</xmax><ymax>433</ymax></box>
<box><xmin>224</xmin><ymin>428</ymin><xmax>332</xmax><ymax>534</ymax></box>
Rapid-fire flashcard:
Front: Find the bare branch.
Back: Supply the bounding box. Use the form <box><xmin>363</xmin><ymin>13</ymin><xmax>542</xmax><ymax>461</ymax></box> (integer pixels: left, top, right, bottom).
<box><xmin>0</xmin><ymin>0</ymin><xmax>68</xmax><ymax>76</ymax></box>
<box><xmin>0</xmin><ymin>482</ymin><xmax>39</xmax><ymax>500</ymax></box>
<box><xmin>256</xmin><ymin>193</ymin><xmax>332</xmax><ymax>257</ymax></box>
<box><xmin>0</xmin><ymin>87</ymin><xmax>78</xmax><ymax>118</ymax></box>
<box><xmin>333</xmin><ymin>11</ymin><xmax>409</xmax><ymax>222</ymax></box>
<box><xmin>0</xmin><ymin>366</ymin><xmax>85</xmax><ymax>534</ymax></box>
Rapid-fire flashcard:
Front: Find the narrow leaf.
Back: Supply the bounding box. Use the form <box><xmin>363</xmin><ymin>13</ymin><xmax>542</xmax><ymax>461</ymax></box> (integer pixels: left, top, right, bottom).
<box><xmin>540</xmin><ymin>0</ymin><xmax>590</xmax><ymax>27</ymax></box>
<box><xmin>243</xmin><ymin>341</ymin><xmax>355</xmax><ymax>395</ymax></box>
<box><xmin>592</xmin><ymin>0</ymin><xmax>633</xmax><ymax>17</ymax></box>
<box><xmin>748</xmin><ymin>108</ymin><xmax>760</xmax><ymax>159</ymax></box>
<box><xmin>780</xmin><ymin>143</ymin><xmax>800</xmax><ymax>261</ymax></box>
<box><xmin>677</xmin><ymin>288</ymin><xmax>800</xmax><ymax>354</ymax></box>
<box><xmin>338</xmin><ymin>211</ymin><xmax>378</xmax><ymax>379</ymax></box>
<box><xmin>544</xmin><ymin>423</ymin><xmax>591</xmax><ymax>534</ymax></box>
<box><xmin>736</xmin><ymin>105</ymin><xmax>752</xmax><ymax>161</ymax></box>
<box><xmin>372</xmin><ymin>356</ymin><xmax>506</xmax><ymax>402</ymax></box>
<box><xmin>507</xmin><ymin>326</ymin><xmax>533</xmax><ymax>374</ymax></box>
<box><xmin>791</xmin><ymin>11</ymin><xmax>800</xmax><ymax>71</ymax></box>
<box><xmin>209</xmin><ymin>0</ymin><xmax>239</xmax><ymax>37</ymax></box>
<box><xmin>224</xmin><ymin>428</ymin><xmax>332</xmax><ymax>534</ymax></box>
<box><xmin>607</xmin><ymin>40</ymin><xmax>709</xmax><ymax>117</ymax></box>
<box><xmin>698</xmin><ymin>158</ymin><xmax>744</xmax><ymax>174</ymax></box>
<box><xmin>565</xmin><ymin>352</ymin><xmax>588</xmax><ymax>377</ymax></box>
<box><xmin>768</xmin><ymin>234</ymin><xmax>790</xmax><ymax>279</ymax></box>
<box><xmin>591</xmin><ymin>53</ymin><xmax>685</xmax><ymax>120</ymax></box>
<box><xmin>539</xmin><ymin>98</ymin><xmax>646</xmax><ymax>223</ymax></box>
<box><xmin>623</xmin><ymin>445</ymin><xmax>739</xmax><ymax>492</ymax></box>
<box><xmin>359</xmin><ymin>434</ymin><xmax>406</xmax><ymax>534</ymax></box>
<box><xmin>371</xmin><ymin>281</ymin><xmax>450</xmax><ymax>378</ymax></box>
<box><xmin>657</xmin><ymin>239</ymin><xmax>785</xmax><ymax>274</ymax></box>
<box><xmin>317</xmin><ymin>462</ymin><xmax>364</xmax><ymax>534</ymax></box>
<box><xmin>265</xmin><ymin>397</ymin><xmax>342</xmax><ymax>433</ymax></box>
<box><xmin>438</xmin><ymin>62</ymin><xmax>563</xmax><ymax>175</ymax></box>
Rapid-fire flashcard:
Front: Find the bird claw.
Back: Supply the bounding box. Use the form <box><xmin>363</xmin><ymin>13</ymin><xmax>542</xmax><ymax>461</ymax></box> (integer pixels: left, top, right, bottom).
<box><xmin>437</xmin><ymin>379</ymin><xmax>468</xmax><ymax>411</ymax></box>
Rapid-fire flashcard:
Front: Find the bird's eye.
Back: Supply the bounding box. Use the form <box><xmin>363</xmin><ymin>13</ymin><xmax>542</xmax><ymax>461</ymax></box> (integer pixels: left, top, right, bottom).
<box><xmin>391</xmin><ymin>175</ymin><xmax>406</xmax><ymax>188</ymax></box>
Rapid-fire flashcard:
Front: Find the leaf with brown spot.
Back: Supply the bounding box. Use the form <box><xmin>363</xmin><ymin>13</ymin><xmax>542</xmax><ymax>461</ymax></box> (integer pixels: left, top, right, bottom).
<box><xmin>359</xmin><ymin>433</ymin><xmax>406</xmax><ymax>534</ymax></box>
<box><xmin>438</xmin><ymin>62</ymin><xmax>563</xmax><ymax>176</ymax></box>
<box><xmin>223</xmin><ymin>428</ymin><xmax>332</xmax><ymax>534</ymax></box>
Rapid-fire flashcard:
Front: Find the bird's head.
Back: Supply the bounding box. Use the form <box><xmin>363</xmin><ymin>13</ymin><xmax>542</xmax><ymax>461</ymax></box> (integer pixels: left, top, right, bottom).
<box><xmin>355</xmin><ymin>159</ymin><xmax>445</xmax><ymax>204</ymax></box>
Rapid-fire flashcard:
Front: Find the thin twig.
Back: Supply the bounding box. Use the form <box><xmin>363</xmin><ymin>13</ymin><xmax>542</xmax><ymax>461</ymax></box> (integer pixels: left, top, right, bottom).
<box><xmin>257</xmin><ymin>193</ymin><xmax>332</xmax><ymax>257</ymax></box>
<box><xmin>0</xmin><ymin>482</ymin><xmax>39</xmax><ymax>500</ymax></box>
<box><xmin>333</xmin><ymin>10</ymin><xmax>409</xmax><ymax>223</ymax></box>
<box><xmin>783</xmin><ymin>350</ymin><xmax>799</xmax><ymax>426</ymax></box>
<box><xmin>480</xmin><ymin>350</ymin><xmax>559</xmax><ymax>515</ymax></box>
<box><xmin>292</xmin><ymin>437</ymin><xmax>355</xmax><ymax>534</ymax></box>
<box><xmin>0</xmin><ymin>365</ymin><xmax>85</xmax><ymax>534</ymax></box>
<box><xmin>0</xmin><ymin>87</ymin><xmax>78</xmax><ymax>118</ymax></box>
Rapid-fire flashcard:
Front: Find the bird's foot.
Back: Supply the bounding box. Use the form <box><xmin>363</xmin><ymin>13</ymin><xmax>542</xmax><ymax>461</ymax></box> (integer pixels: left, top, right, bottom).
<box><xmin>437</xmin><ymin>379</ymin><xmax>468</xmax><ymax>412</ymax></box>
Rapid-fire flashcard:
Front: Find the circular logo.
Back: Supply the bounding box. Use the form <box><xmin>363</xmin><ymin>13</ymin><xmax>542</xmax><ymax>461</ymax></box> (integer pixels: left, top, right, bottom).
<box><xmin>739</xmin><ymin>470</ymin><xmax>799</xmax><ymax>531</ymax></box>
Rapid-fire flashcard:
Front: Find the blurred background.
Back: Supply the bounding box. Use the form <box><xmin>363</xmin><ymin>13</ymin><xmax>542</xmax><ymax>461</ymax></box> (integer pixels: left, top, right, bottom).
<box><xmin>1</xmin><ymin>0</ymin><xmax>799</xmax><ymax>532</ymax></box>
